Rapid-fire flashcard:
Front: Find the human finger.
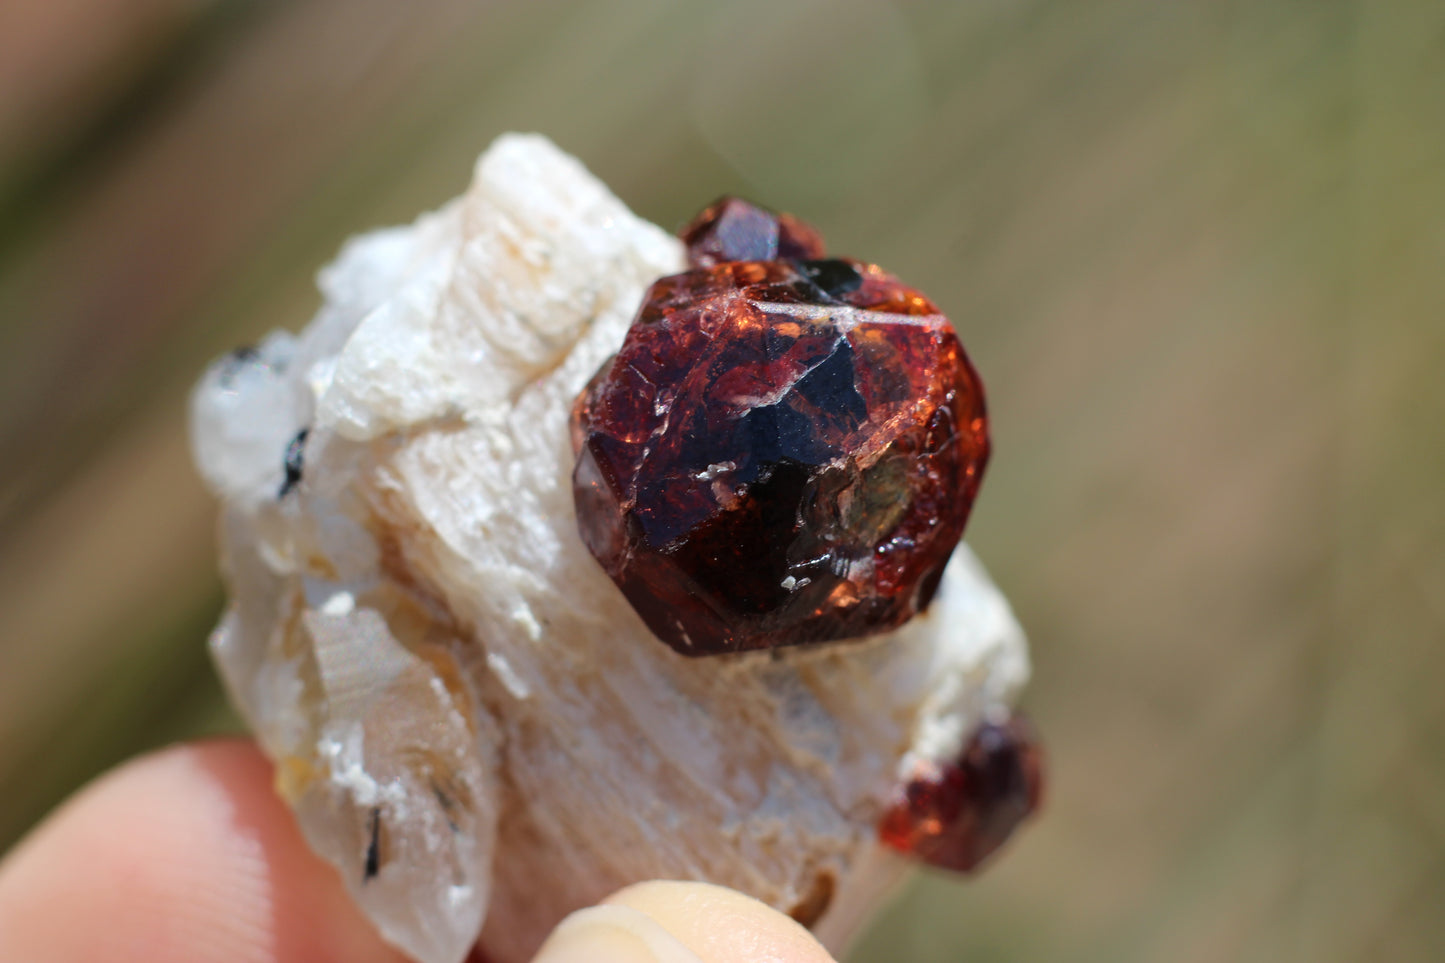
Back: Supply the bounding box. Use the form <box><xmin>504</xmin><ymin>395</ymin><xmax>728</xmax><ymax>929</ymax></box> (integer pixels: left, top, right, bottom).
<box><xmin>530</xmin><ymin>879</ymin><xmax>837</xmax><ymax>963</ymax></box>
<box><xmin>0</xmin><ymin>739</ymin><xmax>409</xmax><ymax>963</ymax></box>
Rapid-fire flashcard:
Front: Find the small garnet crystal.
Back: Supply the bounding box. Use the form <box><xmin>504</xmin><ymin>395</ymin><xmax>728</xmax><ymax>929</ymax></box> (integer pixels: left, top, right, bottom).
<box><xmin>571</xmin><ymin>199</ymin><xmax>989</xmax><ymax>655</ymax></box>
<box><xmin>879</xmin><ymin>714</ymin><xmax>1044</xmax><ymax>872</ymax></box>
<box><xmin>679</xmin><ymin>197</ymin><xmax>826</xmax><ymax>268</ymax></box>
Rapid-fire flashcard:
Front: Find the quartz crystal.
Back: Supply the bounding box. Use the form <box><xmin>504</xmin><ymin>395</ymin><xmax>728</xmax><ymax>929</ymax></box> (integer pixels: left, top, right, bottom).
<box><xmin>574</xmin><ymin>228</ymin><xmax>989</xmax><ymax>655</ymax></box>
<box><xmin>189</xmin><ymin>134</ymin><xmax>1033</xmax><ymax>963</ymax></box>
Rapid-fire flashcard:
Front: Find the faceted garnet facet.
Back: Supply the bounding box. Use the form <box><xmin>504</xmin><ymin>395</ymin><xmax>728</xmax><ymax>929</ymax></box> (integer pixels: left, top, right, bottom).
<box><xmin>879</xmin><ymin>714</ymin><xmax>1044</xmax><ymax>872</ymax></box>
<box><xmin>572</xmin><ymin>201</ymin><xmax>989</xmax><ymax>655</ymax></box>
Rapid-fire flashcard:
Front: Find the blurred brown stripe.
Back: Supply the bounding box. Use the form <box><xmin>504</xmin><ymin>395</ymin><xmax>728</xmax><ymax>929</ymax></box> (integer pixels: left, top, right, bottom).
<box><xmin>0</xmin><ymin>0</ymin><xmax>219</xmax><ymax>193</ymax></box>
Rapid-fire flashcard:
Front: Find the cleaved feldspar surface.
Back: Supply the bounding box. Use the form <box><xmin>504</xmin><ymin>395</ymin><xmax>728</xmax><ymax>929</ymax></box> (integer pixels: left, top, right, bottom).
<box><xmin>574</xmin><ymin>225</ymin><xmax>989</xmax><ymax>655</ymax></box>
<box><xmin>189</xmin><ymin>135</ymin><xmax>1032</xmax><ymax>963</ymax></box>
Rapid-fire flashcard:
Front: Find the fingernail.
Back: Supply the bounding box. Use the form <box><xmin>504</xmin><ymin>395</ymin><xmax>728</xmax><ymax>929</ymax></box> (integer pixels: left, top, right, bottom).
<box><xmin>531</xmin><ymin>905</ymin><xmax>705</xmax><ymax>963</ymax></box>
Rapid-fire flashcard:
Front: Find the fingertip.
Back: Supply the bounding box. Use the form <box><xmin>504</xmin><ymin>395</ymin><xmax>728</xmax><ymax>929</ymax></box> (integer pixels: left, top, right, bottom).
<box><xmin>529</xmin><ymin>879</ymin><xmax>837</xmax><ymax>963</ymax></box>
<box><xmin>607</xmin><ymin>881</ymin><xmax>838</xmax><ymax>963</ymax></box>
<box><xmin>530</xmin><ymin>903</ymin><xmax>703</xmax><ymax>963</ymax></box>
<box><xmin>0</xmin><ymin>739</ymin><xmax>407</xmax><ymax>963</ymax></box>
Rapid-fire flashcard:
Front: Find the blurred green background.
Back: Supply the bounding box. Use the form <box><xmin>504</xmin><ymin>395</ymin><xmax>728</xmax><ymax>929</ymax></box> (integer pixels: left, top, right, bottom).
<box><xmin>1</xmin><ymin>1</ymin><xmax>1442</xmax><ymax>960</ymax></box>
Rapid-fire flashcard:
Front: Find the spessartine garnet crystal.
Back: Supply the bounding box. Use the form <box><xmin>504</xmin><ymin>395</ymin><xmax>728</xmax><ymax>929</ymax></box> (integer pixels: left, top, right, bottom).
<box><xmin>679</xmin><ymin>196</ymin><xmax>826</xmax><ymax>267</ymax></box>
<box><xmin>571</xmin><ymin>198</ymin><xmax>989</xmax><ymax>655</ymax></box>
<box><xmin>879</xmin><ymin>714</ymin><xmax>1044</xmax><ymax>872</ymax></box>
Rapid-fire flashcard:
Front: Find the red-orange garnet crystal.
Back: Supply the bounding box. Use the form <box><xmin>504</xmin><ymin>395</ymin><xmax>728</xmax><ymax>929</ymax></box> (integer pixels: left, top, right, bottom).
<box><xmin>880</xmin><ymin>714</ymin><xmax>1044</xmax><ymax>872</ymax></box>
<box><xmin>571</xmin><ymin>199</ymin><xmax>990</xmax><ymax>655</ymax></box>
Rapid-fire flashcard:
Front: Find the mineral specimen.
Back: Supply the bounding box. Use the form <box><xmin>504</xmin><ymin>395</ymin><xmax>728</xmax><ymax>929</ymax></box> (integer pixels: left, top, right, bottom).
<box><xmin>574</xmin><ymin>229</ymin><xmax>989</xmax><ymax>654</ymax></box>
<box><xmin>189</xmin><ymin>134</ymin><xmax>1034</xmax><ymax>963</ymax></box>
<box><xmin>879</xmin><ymin>714</ymin><xmax>1044</xmax><ymax>871</ymax></box>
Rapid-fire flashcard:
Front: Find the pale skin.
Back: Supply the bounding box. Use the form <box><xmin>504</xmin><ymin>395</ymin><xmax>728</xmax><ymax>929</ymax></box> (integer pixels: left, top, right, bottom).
<box><xmin>0</xmin><ymin>740</ymin><xmax>838</xmax><ymax>963</ymax></box>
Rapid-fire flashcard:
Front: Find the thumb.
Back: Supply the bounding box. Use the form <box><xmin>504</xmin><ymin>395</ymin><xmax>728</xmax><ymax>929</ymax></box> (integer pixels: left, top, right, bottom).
<box><xmin>530</xmin><ymin>880</ymin><xmax>838</xmax><ymax>963</ymax></box>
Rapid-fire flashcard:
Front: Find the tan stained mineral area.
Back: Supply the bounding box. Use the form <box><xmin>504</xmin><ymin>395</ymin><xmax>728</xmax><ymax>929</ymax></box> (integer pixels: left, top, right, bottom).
<box><xmin>189</xmin><ymin>133</ymin><xmax>1031</xmax><ymax>963</ymax></box>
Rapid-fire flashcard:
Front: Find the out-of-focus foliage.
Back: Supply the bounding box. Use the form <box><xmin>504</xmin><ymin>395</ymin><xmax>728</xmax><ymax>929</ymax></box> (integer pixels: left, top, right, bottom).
<box><xmin>1</xmin><ymin>1</ymin><xmax>1441</xmax><ymax>960</ymax></box>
